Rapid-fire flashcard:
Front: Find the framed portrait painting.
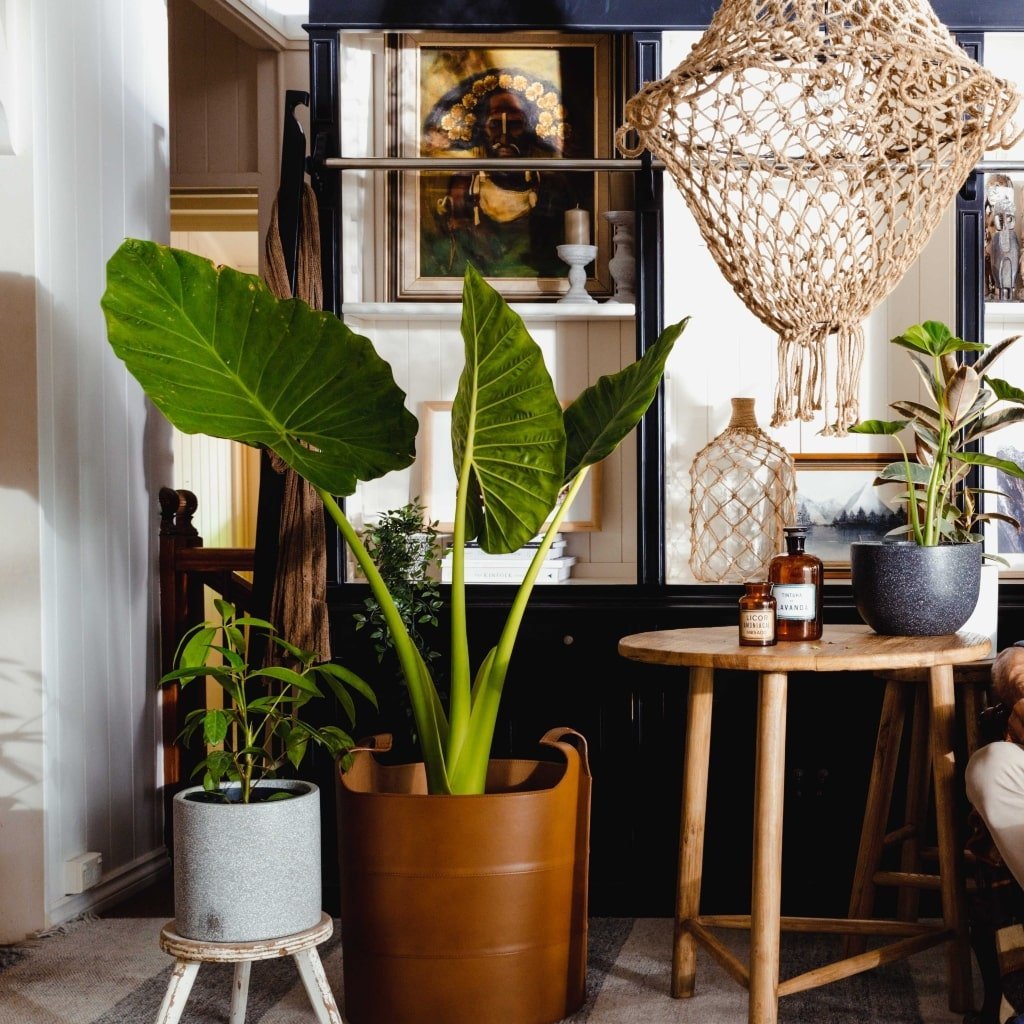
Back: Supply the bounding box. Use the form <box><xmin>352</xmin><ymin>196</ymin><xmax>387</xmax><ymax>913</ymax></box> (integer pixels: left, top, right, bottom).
<box><xmin>793</xmin><ymin>454</ymin><xmax>905</xmax><ymax>576</ymax></box>
<box><xmin>390</xmin><ymin>32</ymin><xmax>614</xmax><ymax>300</ymax></box>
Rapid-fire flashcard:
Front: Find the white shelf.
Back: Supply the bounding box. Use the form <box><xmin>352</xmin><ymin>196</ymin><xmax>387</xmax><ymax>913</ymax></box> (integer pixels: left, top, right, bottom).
<box><xmin>342</xmin><ymin>301</ymin><xmax>635</xmax><ymax>322</ymax></box>
<box><xmin>984</xmin><ymin>301</ymin><xmax>1024</xmax><ymax>321</ymax></box>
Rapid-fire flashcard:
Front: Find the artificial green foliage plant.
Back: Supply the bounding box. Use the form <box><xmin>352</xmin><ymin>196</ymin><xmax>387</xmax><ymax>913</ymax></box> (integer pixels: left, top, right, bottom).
<box><xmin>103</xmin><ymin>239</ymin><xmax>685</xmax><ymax>795</ymax></box>
<box><xmin>851</xmin><ymin>320</ymin><xmax>1024</xmax><ymax>548</ymax></box>
<box><xmin>164</xmin><ymin>599</ymin><xmax>377</xmax><ymax>802</ymax></box>
<box><xmin>353</xmin><ymin>499</ymin><xmax>443</xmax><ymax>670</ymax></box>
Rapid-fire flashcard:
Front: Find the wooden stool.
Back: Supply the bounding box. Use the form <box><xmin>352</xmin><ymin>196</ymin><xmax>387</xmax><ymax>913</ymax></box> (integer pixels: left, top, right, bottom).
<box><xmin>155</xmin><ymin>913</ymin><xmax>341</xmax><ymax>1024</ymax></box>
<box><xmin>847</xmin><ymin>661</ymin><xmax>994</xmax><ymax>953</ymax></box>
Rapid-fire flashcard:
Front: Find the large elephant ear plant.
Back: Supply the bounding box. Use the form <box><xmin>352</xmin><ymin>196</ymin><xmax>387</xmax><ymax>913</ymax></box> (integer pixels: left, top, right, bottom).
<box><xmin>103</xmin><ymin>239</ymin><xmax>686</xmax><ymax>795</ymax></box>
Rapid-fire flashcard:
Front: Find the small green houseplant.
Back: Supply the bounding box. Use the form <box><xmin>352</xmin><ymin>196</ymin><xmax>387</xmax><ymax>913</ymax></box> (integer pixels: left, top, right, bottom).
<box><xmin>102</xmin><ymin>239</ymin><xmax>684</xmax><ymax>795</ymax></box>
<box><xmin>851</xmin><ymin>320</ymin><xmax>1024</xmax><ymax>546</ymax></box>
<box><xmin>165</xmin><ymin>598</ymin><xmax>376</xmax><ymax>802</ymax></box>
<box><xmin>353</xmin><ymin>499</ymin><xmax>443</xmax><ymax>671</ymax></box>
<box><xmin>161</xmin><ymin>598</ymin><xmax>376</xmax><ymax>943</ymax></box>
<box><xmin>848</xmin><ymin>320</ymin><xmax>1024</xmax><ymax>635</ymax></box>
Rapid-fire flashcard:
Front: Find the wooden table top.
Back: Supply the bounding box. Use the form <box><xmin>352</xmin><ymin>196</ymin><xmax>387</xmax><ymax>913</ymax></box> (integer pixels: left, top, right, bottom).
<box><xmin>618</xmin><ymin>624</ymin><xmax>992</xmax><ymax>673</ymax></box>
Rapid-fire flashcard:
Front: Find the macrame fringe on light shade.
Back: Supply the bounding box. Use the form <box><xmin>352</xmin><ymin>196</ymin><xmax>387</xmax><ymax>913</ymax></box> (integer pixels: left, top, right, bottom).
<box><xmin>618</xmin><ymin>0</ymin><xmax>1021</xmax><ymax>435</ymax></box>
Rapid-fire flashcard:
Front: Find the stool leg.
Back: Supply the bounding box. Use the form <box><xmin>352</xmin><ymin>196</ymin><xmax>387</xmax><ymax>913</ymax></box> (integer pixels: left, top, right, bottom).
<box><xmin>897</xmin><ymin>685</ymin><xmax>931</xmax><ymax>922</ymax></box>
<box><xmin>294</xmin><ymin>947</ymin><xmax>342</xmax><ymax>1024</ymax></box>
<box><xmin>930</xmin><ymin>663</ymin><xmax>974</xmax><ymax>1014</ymax></box>
<box><xmin>749</xmin><ymin>670</ymin><xmax>788</xmax><ymax>1024</ymax></box>
<box><xmin>672</xmin><ymin>665</ymin><xmax>714</xmax><ymax>999</ymax></box>
<box><xmin>154</xmin><ymin>960</ymin><xmax>200</xmax><ymax>1024</ymax></box>
<box><xmin>847</xmin><ymin>679</ymin><xmax>909</xmax><ymax>954</ymax></box>
<box><xmin>229</xmin><ymin>960</ymin><xmax>252</xmax><ymax>1024</ymax></box>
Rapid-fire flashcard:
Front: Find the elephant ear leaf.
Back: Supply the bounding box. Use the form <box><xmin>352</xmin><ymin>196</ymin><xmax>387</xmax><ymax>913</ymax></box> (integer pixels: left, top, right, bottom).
<box><xmin>563</xmin><ymin>317</ymin><xmax>688</xmax><ymax>482</ymax></box>
<box><xmin>101</xmin><ymin>239</ymin><xmax>417</xmax><ymax>496</ymax></box>
<box><xmin>452</xmin><ymin>265</ymin><xmax>565</xmax><ymax>553</ymax></box>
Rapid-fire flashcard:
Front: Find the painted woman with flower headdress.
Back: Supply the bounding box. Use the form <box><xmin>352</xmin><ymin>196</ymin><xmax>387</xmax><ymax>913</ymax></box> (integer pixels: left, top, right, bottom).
<box><xmin>419</xmin><ymin>67</ymin><xmax>587</xmax><ymax>283</ymax></box>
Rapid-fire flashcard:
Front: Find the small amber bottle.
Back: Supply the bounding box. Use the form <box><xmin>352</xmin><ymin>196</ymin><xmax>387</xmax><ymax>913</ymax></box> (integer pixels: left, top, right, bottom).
<box><xmin>739</xmin><ymin>582</ymin><xmax>777</xmax><ymax>646</ymax></box>
<box><xmin>768</xmin><ymin>526</ymin><xmax>824</xmax><ymax>641</ymax></box>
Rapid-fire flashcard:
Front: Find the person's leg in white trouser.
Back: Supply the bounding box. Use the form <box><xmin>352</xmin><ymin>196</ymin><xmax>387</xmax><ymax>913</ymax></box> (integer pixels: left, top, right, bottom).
<box><xmin>967</xmin><ymin>741</ymin><xmax>1024</xmax><ymax>889</ymax></box>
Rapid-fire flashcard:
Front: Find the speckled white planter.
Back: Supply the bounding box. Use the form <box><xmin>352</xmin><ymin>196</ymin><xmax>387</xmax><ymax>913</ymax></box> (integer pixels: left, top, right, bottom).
<box><xmin>172</xmin><ymin>780</ymin><xmax>321</xmax><ymax>942</ymax></box>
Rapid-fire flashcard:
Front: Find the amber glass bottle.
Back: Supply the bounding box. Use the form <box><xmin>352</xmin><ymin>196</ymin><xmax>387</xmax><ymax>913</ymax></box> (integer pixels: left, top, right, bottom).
<box><xmin>768</xmin><ymin>527</ymin><xmax>823</xmax><ymax>641</ymax></box>
<box><xmin>738</xmin><ymin>582</ymin><xmax>777</xmax><ymax>647</ymax></box>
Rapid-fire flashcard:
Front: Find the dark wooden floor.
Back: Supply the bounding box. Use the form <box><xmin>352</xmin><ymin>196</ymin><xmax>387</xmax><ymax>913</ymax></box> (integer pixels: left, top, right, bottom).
<box><xmin>100</xmin><ymin>869</ymin><xmax>175</xmax><ymax>918</ymax></box>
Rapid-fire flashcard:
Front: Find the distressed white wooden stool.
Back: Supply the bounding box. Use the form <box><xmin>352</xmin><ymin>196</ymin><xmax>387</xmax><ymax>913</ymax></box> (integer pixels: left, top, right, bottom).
<box><xmin>155</xmin><ymin>913</ymin><xmax>341</xmax><ymax>1024</ymax></box>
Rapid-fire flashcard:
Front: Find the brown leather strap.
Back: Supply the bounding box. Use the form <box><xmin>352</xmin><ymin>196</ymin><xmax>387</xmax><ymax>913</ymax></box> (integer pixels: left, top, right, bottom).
<box><xmin>540</xmin><ymin>727</ymin><xmax>592</xmax><ymax>778</ymax></box>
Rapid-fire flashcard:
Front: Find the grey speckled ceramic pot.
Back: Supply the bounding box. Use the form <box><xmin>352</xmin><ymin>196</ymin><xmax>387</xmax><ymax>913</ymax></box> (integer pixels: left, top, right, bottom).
<box><xmin>173</xmin><ymin>780</ymin><xmax>321</xmax><ymax>942</ymax></box>
<box><xmin>850</xmin><ymin>541</ymin><xmax>981</xmax><ymax>636</ymax></box>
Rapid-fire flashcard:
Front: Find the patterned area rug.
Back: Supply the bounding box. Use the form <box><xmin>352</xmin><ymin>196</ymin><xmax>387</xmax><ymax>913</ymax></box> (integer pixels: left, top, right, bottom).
<box><xmin>0</xmin><ymin>916</ymin><xmax>971</xmax><ymax>1023</ymax></box>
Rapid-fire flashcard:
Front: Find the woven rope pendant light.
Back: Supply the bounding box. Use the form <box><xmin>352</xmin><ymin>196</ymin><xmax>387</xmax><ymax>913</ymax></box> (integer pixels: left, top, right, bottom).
<box><xmin>618</xmin><ymin>0</ymin><xmax>1021</xmax><ymax>435</ymax></box>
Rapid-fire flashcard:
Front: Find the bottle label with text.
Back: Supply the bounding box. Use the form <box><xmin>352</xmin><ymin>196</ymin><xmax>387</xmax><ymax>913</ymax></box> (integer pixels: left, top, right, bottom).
<box><xmin>740</xmin><ymin>609</ymin><xmax>775</xmax><ymax>641</ymax></box>
<box><xmin>772</xmin><ymin>584</ymin><xmax>816</xmax><ymax>620</ymax></box>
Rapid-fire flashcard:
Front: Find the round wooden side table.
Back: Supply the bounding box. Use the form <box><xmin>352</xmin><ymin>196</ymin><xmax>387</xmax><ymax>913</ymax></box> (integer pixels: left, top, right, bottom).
<box><xmin>618</xmin><ymin>623</ymin><xmax>991</xmax><ymax>1024</ymax></box>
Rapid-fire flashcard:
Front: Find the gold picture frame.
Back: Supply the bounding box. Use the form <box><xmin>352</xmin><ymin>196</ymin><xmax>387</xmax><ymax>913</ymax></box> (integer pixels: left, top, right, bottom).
<box><xmin>793</xmin><ymin>453</ymin><xmax>904</xmax><ymax>577</ymax></box>
<box><xmin>391</xmin><ymin>32</ymin><xmax>614</xmax><ymax>301</ymax></box>
<box><xmin>420</xmin><ymin>401</ymin><xmax>602</xmax><ymax>533</ymax></box>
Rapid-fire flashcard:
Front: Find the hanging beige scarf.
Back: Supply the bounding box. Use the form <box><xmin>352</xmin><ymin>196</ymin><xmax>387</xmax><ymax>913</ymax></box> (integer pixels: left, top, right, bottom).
<box><xmin>262</xmin><ymin>183</ymin><xmax>332</xmax><ymax>663</ymax></box>
<box><xmin>618</xmin><ymin>0</ymin><xmax>1021</xmax><ymax>435</ymax></box>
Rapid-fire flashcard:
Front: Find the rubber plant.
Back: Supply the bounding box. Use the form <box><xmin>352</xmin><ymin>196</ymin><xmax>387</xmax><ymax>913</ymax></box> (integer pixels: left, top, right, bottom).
<box><xmin>850</xmin><ymin>320</ymin><xmax>1024</xmax><ymax>550</ymax></box>
<box><xmin>102</xmin><ymin>239</ymin><xmax>686</xmax><ymax>795</ymax></box>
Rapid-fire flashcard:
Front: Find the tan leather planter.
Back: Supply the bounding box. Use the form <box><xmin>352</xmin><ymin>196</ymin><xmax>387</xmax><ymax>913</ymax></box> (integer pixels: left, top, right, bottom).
<box><xmin>336</xmin><ymin>728</ymin><xmax>591</xmax><ymax>1024</ymax></box>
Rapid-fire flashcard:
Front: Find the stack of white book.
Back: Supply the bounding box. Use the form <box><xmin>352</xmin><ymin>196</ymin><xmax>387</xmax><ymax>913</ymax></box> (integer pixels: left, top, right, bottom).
<box><xmin>441</xmin><ymin>534</ymin><xmax>576</xmax><ymax>584</ymax></box>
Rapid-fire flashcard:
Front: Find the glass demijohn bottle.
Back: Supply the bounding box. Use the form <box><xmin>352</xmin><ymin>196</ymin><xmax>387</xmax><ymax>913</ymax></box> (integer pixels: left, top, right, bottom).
<box><xmin>689</xmin><ymin>397</ymin><xmax>796</xmax><ymax>582</ymax></box>
<box><xmin>768</xmin><ymin>526</ymin><xmax>823</xmax><ymax>641</ymax></box>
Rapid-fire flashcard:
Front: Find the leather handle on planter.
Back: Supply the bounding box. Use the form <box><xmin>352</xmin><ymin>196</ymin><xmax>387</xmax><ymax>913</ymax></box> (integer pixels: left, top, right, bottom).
<box><xmin>540</xmin><ymin>726</ymin><xmax>591</xmax><ymax>778</ymax></box>
<box><xmin>339</xmin><ymin>733</ymin><xmax>393</xmax><ymax>772</ymax></box>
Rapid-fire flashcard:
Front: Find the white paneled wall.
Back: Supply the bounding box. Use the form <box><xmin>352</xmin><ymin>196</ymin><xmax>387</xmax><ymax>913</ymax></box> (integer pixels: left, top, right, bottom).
<box><xmin>20</xmin><ymin>0</ymin><xmax>170</xmax><ymax>938</ymax></box>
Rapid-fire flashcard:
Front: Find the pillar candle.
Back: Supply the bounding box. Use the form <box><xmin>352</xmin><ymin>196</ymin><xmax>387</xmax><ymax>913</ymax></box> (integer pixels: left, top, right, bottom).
<box><xmin>564</xmin><ymin>208</ymin><xmax>590</xmax><ymax>245</ymax></box>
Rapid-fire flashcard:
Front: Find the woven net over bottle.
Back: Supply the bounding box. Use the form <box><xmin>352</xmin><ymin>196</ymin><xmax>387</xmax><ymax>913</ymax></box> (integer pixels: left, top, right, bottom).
<box><xmin>689</xmin><ymin>399</ymin><xmax>797</xmax><ymax>582</ymax></box>
<box><xmin>618</xmin><ymin>0</ymin><xmax>1021</xmax><ymax>435</ymax></box>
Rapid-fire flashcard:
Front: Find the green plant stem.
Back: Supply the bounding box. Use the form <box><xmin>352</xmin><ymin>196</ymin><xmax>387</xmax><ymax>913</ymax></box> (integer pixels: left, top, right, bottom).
<box><xmin>923</xmin><ymin>354</ymin><xmax>951</xmax><ymax>546</ymax></box>
<box><xmin>446</xmin><ymin>426</ymin><xmax>476</xmax><ymax>771</ymax></box>
<box><xmin>317</xmin><ymin>488</ymin><xmax>451</xmax><ymax>793</ymax></box>
<box><xmin>894</xmin><ymin>435</ymin><xmax>924</xmax><ymax>545</ymax></box>
<box><xmin>447</xmin><ymin>469</ymin><xmax>589</xmax><ymax>793</ymax></box>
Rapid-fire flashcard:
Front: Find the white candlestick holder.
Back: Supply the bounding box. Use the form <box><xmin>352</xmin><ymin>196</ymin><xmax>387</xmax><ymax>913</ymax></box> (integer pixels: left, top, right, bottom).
<box><xmin>556</xmin><ymin>244</ymin><xmax>597</xmax><ymax>304</ymax></box>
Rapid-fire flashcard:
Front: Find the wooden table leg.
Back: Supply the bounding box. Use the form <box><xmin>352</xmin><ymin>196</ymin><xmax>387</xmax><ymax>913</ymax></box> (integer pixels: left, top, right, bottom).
<box><xmin>846</xmin><ymin>679</ymin><xmax>909</xmax><ymax>954</ymax></box>
<box><xmin>749</xmin><ymin>671</ymin><xmax>788</xmax><ymax>1024</ymax></box>
<box><xmin>154</xmin><ymin>960</ymin><xmax>200</xmax><ymax>1024</ymax></box>
<box><xmin>229</xmin><ymin>961</ymin><xmax>251</xmax><ymax>1024</ymax></box>
<box><xmin>294</xmin><ymin>947</ymin><xmax>343</xmax><ymax>1024</ymax></box>
<box><xmin>897</xmin><ymin>685</ymin><xmax>930</xmax><ymax>923</ymax></box>
<box><xmin>673</xmin><ymin>665</ymin><xmax>714</xmax><ymax>999</ymax></box>
<box><xmin>929</xmin><ymin>662</ymin><xmax>973</xmax><ymax>1014</ymax></box>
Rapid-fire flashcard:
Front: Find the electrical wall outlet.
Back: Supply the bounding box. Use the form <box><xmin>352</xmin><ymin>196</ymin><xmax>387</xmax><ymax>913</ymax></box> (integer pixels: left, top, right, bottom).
<box><xmin>64</xmin><ymin>852</ymin><xmax>103</xmax><ymax>894</ymax></box>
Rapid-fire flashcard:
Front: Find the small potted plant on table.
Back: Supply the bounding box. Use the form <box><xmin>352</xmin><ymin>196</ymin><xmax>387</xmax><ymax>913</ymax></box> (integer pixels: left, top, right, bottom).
<box><xmin>850</xmin><ymin>320</ymin><xmax>1024</xmax><ymax>635</ymax></box>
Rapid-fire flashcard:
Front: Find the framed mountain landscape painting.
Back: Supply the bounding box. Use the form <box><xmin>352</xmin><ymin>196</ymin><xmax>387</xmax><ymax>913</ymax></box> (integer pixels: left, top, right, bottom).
<box><xmin>793</xmin><ymin>454</ymin><xmax>903</xmax><ymax>576</ymax></box>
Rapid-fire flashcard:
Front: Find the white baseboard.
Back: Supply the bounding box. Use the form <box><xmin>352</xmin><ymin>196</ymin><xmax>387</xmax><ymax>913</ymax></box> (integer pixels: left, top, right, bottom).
<box><xmin>45</xmin><ymin>848</ymin><xmax>170</xmax><ymax>929</ymax></box>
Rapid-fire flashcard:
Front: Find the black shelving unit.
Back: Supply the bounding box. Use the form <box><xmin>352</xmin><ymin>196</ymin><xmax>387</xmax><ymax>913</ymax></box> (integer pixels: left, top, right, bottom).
<box><xmin>296</xmin><ymin>1</ymin><xmax>1024</xmax><ymax>917</ymax></box>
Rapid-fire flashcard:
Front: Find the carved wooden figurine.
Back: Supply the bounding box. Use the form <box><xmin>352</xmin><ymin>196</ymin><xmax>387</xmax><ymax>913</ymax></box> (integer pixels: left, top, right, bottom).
<box><xmin>988</xmin><ymin>211</ymin><xmax>1020</xmax><ymax>301</ymax></box>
